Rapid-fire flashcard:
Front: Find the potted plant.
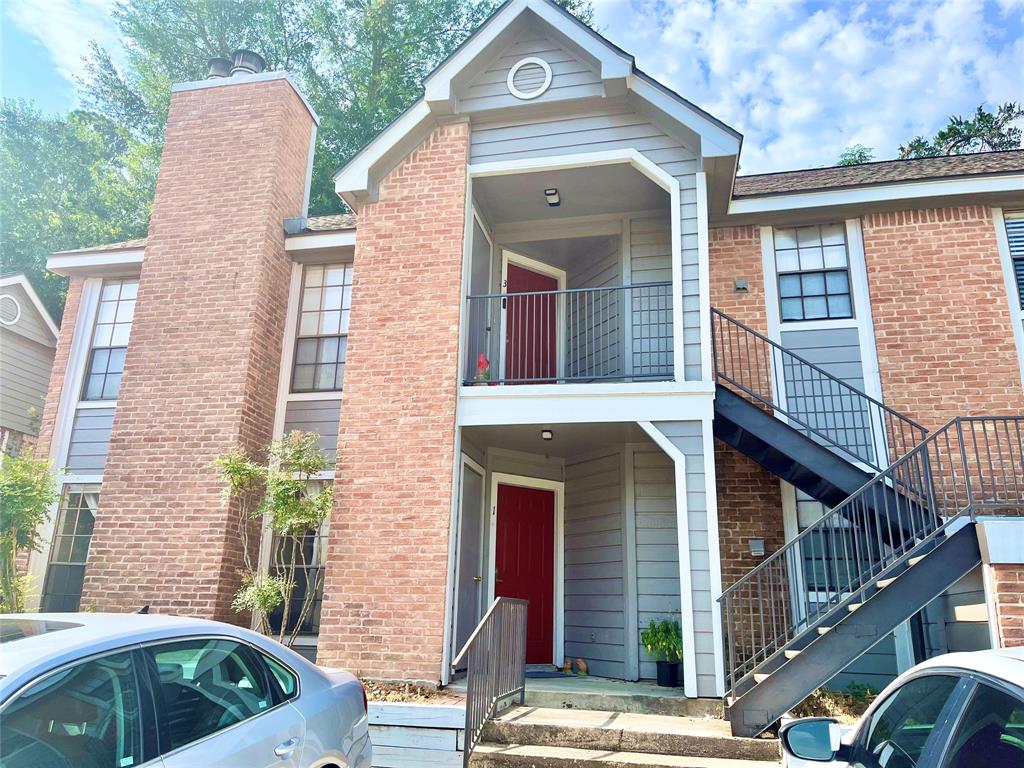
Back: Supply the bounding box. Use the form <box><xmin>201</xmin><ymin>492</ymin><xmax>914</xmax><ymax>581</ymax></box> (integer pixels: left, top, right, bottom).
<box><xmin>641</xmin><ymin>618</ymin><xmax>683</xmax><ymax>687</ymax></box>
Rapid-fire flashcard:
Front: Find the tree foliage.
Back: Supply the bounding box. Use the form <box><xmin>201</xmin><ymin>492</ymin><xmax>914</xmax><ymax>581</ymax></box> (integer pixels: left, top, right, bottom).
<box><xmin>0</xmin><ymin>451</ymin><xmax>59</xmax><ymax>612</ymax></box>
<box><xmin>836</xmin><ymin>144</ymin><xmax>874</xmax><ymax>166</ymax></box>
<box><xmin>899</xmin><ymin>103</ymin><xmax>1024</xmax><ymax>159</ymax></box>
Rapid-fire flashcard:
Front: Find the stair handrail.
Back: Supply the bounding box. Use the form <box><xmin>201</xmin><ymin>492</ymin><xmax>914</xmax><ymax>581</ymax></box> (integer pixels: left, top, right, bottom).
<box><xmin>711</xmin><ymin>308</ymin><xmax>928</xmax><ymax>470</ymax></box>
<box><xmin>451</xmin><ymin>596</ymin><xmax>528</xmax><ymax>767</ymax></box>
<box><xmin>719</xmin><ymin>416</ymin><xmax>1024</xmax><ymax>695</ymax></box>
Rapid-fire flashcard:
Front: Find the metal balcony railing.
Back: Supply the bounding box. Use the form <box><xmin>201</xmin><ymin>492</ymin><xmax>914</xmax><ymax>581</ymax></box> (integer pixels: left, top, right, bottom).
<box><xmin>451</xmin><ymin>597</ymin><xmax>528</xmax><ymax>767</ymax></box>
<box><xmin>720</xmin><ymin>416</ymin><xmax>1024</xmax><ymax>695</ymax></box>
<box><xmin>711</xmin><ymin>308</ymin><xmax>927</xmax><ymax>470</ymax></box>
<box><xmin>463</xmin><ymin>282</ymin><xmax>673</xmax><ymax>385</ymax></box>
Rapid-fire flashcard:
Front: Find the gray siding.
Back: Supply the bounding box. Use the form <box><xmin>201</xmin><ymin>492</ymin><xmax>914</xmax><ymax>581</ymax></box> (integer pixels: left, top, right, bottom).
<box><xmin>66</xmin><ymin>407</ymin><xmax>115</xmax><ymax>474</ymax></box>
<box><xmin>0</xmin><ymin>331</ymin><xmax>53</xmax><ymax>434</ymax></box>
<box><xmin>1</xmin><ymin>283</ymin><xmax>56</xmax><ymax>347</ymax></box>
<box><xmin>283</xmin><ymin>399</ymin><xmax>341</xmax><ymax>462</ymax></box>
<box><xmin>828</xmin><ymin>635</ymin><xmax>899</xmax><ymax>693</ymax></box>
<box><xmin>630</xmin><ymin>217</ymin><xmax>673</xmax><ymax>379</ymax></box>
<box><xmin>568</xmin><ymin>239</ymin><xmax>622</xmax><ymax>379</ymax></box>
<box><xmin>943</xmin><ymin>567</ymin><xmax>990</xmax><ymax>653</ymax></box>
<box><xmin>564</xmin><ymin>451</ymin><xmax>625</xmax><ymax>678</ymax></box>
<box><xmin>633</xmin><ymin>447</ymin><xmax>680</xmax><ymax>681</ymax></box>
<box><xmin>780</xmin><ymin>327</ymin><xmax>872</xmax><ymax>463</ymax></box>
<box><xmin>456</xmin><ymin>25</ymin><xmax>602</xmax><ymax>113</ymax></box>
<box><xmin>470</xmin><ymin>106</ymin><xmax>702</xmax><ymax>380</ymax></box>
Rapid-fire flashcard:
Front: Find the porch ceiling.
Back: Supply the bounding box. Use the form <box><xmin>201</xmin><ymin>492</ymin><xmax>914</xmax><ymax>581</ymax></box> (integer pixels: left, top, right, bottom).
<box><xmin>464</xmin><ymin>421</ymin><xmax>655</xmax><ymax>459</ymax></box>
<box><xmin>473</xmin><ymin>164</ymin><xmax>669</xmax><ymax>226</ymax></box>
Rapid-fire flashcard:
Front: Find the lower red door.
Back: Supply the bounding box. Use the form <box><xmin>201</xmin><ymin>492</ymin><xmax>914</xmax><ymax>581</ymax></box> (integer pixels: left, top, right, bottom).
<box><xmin>505</xmin><ymin>262</ymin><xmax>558</xmax><ymax>382</ymax></box>
<box><xmin>495</xmin><ymin>483</ymin><xmax>555</xmax><ymax>664</ymax></box>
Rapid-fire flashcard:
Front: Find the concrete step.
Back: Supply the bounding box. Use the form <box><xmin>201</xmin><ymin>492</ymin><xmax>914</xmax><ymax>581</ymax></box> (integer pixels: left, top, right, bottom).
<box><xmin>523</xmin><ymin>687</ymin><xmax>721</xmax><ymax>719</ymax></box>
<box><xmin>471</xmin><ymin>743</ymin><xmax>781</xmax><ymax>767</ymax></box>
<box><xmin>481</xmin><ymin>706</ymin><xmax>780</xmax><ymax>763</ymax></box>
<box><xmin>877</xmin><ymin>577</ymin><xmax>897</xmax><ymax>589</ymax></box>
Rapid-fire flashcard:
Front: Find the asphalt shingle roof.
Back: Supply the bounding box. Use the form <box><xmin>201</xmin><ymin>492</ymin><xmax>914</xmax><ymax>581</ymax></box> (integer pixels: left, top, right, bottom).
<box><xmin>733</xmin><ymin>149</ymin><xmax>1024</xmax><ymax>198</ymax></box>
<box><xmin>303</xmin><ymin>213</ymin><xmax>357</xmax><ymax>231</ymax></box>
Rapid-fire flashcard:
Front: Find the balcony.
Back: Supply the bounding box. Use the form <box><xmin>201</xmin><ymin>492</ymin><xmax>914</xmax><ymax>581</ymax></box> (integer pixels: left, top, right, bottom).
<box><xmin>463</xmin><ymin>281</ymin><xmax>674</xmax><ymax>386</ymax></box>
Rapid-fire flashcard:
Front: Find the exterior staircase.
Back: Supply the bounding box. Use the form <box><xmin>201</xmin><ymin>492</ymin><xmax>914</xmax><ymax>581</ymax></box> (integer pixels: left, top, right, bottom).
<box><xmin>471</xmin><ymin>706</ymin><xmax>781</xmax><ymax>767</ymax></box>
<box><xmin>710</xmin><ymin>308</ymin><xmax>1024</xmax><ymax>736</ymax></box>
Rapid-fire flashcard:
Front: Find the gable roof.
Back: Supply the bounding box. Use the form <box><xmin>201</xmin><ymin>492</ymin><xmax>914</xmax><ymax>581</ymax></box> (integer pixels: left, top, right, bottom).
<box><xmin>734</xmin><ymin>150</ymin><xmax>1024</xmax><ymax>198</ymax></box>
<box><xmin>0</xmin><ymin>273</ymin><xmax>59</xmax><ymax>339</ymax></box>
<box><xmin>333</xmin><ymin>0</ymin><xmax>742</xmax><ymax>207</ymax></box>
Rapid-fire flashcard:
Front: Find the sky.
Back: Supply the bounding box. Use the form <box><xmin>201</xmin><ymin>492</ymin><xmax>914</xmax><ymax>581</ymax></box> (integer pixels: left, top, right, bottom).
<box><xmin>2</xmin><ymin>0</ymin><xmax>1023</xmax><ymax>174</ymax></box>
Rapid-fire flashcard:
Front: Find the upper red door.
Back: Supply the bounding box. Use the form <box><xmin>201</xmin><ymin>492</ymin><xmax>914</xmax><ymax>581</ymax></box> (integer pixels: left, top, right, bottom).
<box><xmin>505</xmin><ymin>262</ymin><xmax>558</xmax><ymax>383</ymax></box>
<box><xmin>495</xmin><ymin>483</ymin><xmax>555</xmax><ymax>664</ymax></box>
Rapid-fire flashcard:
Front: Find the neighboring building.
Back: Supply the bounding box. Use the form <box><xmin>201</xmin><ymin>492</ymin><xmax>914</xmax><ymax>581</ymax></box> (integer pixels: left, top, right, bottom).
<box><xmin>0</xmin><ymin>273</ymin><xmax>58</xmax><ymax>456</ymax></box>
<box><xmin>23</xmin><ymin>0</ymin><xmax>1024</xmax><ymax>736</ymax></box>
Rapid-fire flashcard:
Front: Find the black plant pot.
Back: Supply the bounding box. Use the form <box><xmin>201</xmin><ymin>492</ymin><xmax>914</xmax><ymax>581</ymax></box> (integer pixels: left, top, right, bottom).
<box><xmin>655</xmin><ymin>660</ymin><xmax>680</xmax><ymax>687</ymax></box>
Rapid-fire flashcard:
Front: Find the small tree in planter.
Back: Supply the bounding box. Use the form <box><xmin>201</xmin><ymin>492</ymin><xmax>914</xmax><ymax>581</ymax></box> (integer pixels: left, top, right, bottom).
<box><xmin>214</xmin><ymin>431</ymin><xmax>332</xmax><ymax>648</ymax></box>
<box><xmin>0</xmin><ymin>450</ymin><xmax>58</xmax><ymax>612</ymax></box>
<box><xmin>641</xmin><ymin>618</ymin><xmax>684</xmax><ymax>687</ymax></box>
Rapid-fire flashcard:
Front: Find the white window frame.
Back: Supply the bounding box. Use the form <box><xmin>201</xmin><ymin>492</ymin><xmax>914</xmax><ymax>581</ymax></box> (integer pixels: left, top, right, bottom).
<box><xmin>993</xmin><ymin>208</ymin><xmax>1024</xmax><ymax>387</ymax></box>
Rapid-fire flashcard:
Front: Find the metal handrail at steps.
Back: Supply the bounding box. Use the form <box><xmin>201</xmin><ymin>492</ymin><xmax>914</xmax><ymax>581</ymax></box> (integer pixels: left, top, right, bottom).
<box><xmin>719</xmin><ymin>415</ymin><xmax>1024</xmax><ymax>696</ymax></box>
<box><xmin>451</xmin><ymin>597</ymin><xmax>528</xmax><ymax>767</ymax></box>
<box><xmin>711</xmin><ymin>308</ymin><xmax>928</xmax><ymax>470</ymax></box>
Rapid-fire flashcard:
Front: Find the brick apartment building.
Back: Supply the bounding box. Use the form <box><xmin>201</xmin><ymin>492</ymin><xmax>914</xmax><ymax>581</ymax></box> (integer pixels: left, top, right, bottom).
<box><xmin>24</xmin><ymin>0</ymin><xmax>1024</xmax><ymax>733</ymax></box>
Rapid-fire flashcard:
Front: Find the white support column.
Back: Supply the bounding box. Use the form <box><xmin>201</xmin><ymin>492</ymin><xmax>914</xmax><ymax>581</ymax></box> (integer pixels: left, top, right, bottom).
<box><xmin>638</xmin><ymin>421</ymin><xmax>697</xmax><ymax>696</ymax></box>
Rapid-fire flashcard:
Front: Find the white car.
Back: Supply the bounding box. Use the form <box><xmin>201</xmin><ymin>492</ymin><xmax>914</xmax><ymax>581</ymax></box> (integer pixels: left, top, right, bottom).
<box><xmin>0</xmin><ymin>613</ymin><xmax>372</xmax><ymax>768</ymax></box>
<box><xmin>780</xmin><ymin>647</ymin><xmax>1024</xmax><ymax>768</ymax></box>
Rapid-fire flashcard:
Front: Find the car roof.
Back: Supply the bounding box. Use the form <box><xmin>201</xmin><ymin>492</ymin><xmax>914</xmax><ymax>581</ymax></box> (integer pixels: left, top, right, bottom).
<box><xmin>899</xmin><ymin>647</ymin><xmax>1024</xmax><ymax>690</ymax></box>
<box><xmin>0</xmin><ymin>613</ymin><xmax>258</xmax><ymax>695</ymax></box>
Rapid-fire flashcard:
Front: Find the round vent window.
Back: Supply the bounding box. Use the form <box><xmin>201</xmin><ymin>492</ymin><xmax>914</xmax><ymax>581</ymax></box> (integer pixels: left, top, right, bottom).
<box><xmin>0</xmin><ymin>294</ymin><xmax>21</xmax><ymax>326</ymax></box>
<box><xmin>506</xmin><ymin>57</ymin><xmax>553</xmax><ymax>100</ymax></box>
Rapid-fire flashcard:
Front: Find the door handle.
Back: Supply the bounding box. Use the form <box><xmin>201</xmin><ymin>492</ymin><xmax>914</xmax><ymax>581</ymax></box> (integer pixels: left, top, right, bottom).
<box><xmin>274</xmin><ymin>736</ymin><xmax>299</xmax><ymax>758</ymax></box>
<box><xmin>473</xmin><ymin>575</ymin><xmax>482</xmax><ymax>582</ymax></box>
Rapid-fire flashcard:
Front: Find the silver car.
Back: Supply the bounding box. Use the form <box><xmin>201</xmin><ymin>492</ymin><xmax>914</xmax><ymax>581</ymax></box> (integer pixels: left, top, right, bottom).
<box><xmin>0</xmin><ymin>613</ymin><xmax>372</xmax><ymax>768</ymax></box>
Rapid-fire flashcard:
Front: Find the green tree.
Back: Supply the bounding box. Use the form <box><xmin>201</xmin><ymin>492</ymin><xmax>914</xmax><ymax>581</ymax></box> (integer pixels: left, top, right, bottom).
<box><xmin>0</xmin><ymin>451</ymin><xmax>59</xmax><ymax>612</ymax></box>
<box><xmin>836</xmin><ymin>144</ymin><xmax>874</xmax><ymax>166</ymax></box>
<box><xmin>214</xmin><ymin>431</ymin><xmax>333</xmax><ymax>647</ymax></box>
<box><xmin>899</xmin><ymin>102</ymin><xmax>1024</xmax><ymax>159</ymax></box>
<box><xmin>0</xmin><ymin>101</ymin><xmax>152</xmax><ymax>316</ymax></box>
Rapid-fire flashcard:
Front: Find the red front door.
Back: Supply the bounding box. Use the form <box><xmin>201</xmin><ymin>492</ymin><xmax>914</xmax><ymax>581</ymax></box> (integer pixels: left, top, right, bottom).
<box><xmin>495</xmin><ymin>483</ymin><xmax>555</xmax><ymax>664</ymax></box>
<box><xmin>505</xmin><ymin>262</ymin><xmax>558</xmax><ymax>382</ymax></box>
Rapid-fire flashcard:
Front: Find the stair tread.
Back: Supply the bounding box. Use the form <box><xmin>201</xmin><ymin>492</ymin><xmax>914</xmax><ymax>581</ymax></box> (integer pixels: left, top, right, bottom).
<box><xmin>877</xmin><ymin>577</ymin><xmax>897</xmax><ymax>588</ymax></box>
<box><xmin>784</xmin><ymin>650</ymin><xmax>801</xmax><ymax>659</ymax></box>
<box><xmin>473</xmin><ymin>743</ymin><xmax>781</xmax><ymax>766</ymax></box>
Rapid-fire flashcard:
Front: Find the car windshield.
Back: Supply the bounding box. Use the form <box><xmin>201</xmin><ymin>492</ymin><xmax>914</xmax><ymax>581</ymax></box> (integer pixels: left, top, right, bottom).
<box><xmin>0</xmin><ymin>618</ymin><xmax>82</xmax><ymax>643</ymax></box>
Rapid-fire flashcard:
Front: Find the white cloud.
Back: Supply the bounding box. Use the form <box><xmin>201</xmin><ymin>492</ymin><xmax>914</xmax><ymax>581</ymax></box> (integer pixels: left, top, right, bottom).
<box><xmin>593</xmin><ymin>0</ymin><xmax>1024</xmax><ymax>173</ymax></box>
<box><xmin>4</xmin><ymin>0</ymin><xmax>123</xmax><ymax>83</ymax></box>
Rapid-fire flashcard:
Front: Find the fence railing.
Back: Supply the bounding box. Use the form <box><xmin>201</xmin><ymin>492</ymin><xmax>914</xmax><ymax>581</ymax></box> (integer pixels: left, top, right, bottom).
<box><xmin>464</xmin><ymin>282</ymin><xmax>673</xmax><ymax>385</ymax></box>
<box><xmin>451</xmin><ymin>597</ymin><xmax>528</xmax><ymax>766</ymax></box>
<box><xmin>711</xmin><ymin>308</ymin><xmax>927</xmax><ymax>470</ymax></box>
<box><xmin>719</xmin><ymin>416</ymin><xmax>1024</xmax><ymax>695</ymax></box>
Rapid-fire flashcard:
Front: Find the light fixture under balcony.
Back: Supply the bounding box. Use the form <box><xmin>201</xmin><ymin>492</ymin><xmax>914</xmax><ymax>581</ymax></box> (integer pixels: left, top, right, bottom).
<box><xmin>544</xmin><ymin>188</ymin><xmax>560</xmax><ymax>207</ymax></box>
<box><xmin>541</xmin><ymin>429</ymin><xmax>554</xmax><ymax>441</ymax></box>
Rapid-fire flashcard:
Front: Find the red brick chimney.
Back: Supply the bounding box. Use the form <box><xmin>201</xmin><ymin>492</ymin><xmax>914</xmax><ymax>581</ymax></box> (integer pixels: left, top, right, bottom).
<box><xmin>81</xmin><ymin>70</ymin><xmax>318</xmax><ymax>619</ymax></box>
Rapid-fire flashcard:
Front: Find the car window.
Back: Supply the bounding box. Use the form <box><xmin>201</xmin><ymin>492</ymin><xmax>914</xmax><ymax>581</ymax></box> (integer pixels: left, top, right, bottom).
<box><xmin>144</xmin><ymin>638</ymin><xmax>275</xmax><ymax>754</ymax></box>
<box><xmin>260</xmin><ymin>652</ymin><xmax>298</xmax><ymax>701</ymax></box>
<box><xmin>941</xmin><ymin>683</ymin><xmax>1024</xmax><ymax>768</ymax></box>
<box><xmin>0</xmin><ymin>650</ymin><xmax>147</xmax><ymax>768</ymax></box>
<box><xmin>855</xmin><ymin>674</ymin><xmax>959</xmax><ymax>768</ymax></box>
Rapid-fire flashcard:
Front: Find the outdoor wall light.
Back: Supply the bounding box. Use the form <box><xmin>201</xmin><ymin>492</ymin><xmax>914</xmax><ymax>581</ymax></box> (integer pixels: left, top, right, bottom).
<box><xmin>544</xmin><ymin>188</ymin><xmax>561</xmax><ymax>207</ymax></box>
<box><xmin>749</xmin><ymin>538</ymin><xmax>766</xmax><ymax>558</ymax></box>
<box><xmin>541</xmin><ymin>429</ymin><xmax>554</xmax><ymax>441</ymax></box>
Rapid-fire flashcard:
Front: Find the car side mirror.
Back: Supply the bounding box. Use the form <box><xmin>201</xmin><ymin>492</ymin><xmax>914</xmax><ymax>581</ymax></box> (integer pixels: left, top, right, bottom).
<box><xmin>780</xmin><ymin>717</ymin><xmax>842</xmax><ymax>762</ymax></box>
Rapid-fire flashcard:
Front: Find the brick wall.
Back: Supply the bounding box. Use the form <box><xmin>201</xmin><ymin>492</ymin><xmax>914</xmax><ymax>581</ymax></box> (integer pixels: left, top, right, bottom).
<box><xmin>81</xmin><ymin>77</ymin><xmax>316</xmax><ymax>618</ymax></box>
<box><xmin>990</xmin><ymin>564</ymin><xmax>1024</xmax><ymax>647</ymax></box>
<box><xmin>863</xmin><ymin>205</ymin><xmax>1024</xmax><ymax>429</ymax></box>
<box><xmin>709</xmin><ymin>225</ymin><xmax>785</xmax><ymax>586</ymax></box>
<box><xmin>317</xmin><ymin>121</ymin><xmax>470</xmax><ymax>683</ymax></box>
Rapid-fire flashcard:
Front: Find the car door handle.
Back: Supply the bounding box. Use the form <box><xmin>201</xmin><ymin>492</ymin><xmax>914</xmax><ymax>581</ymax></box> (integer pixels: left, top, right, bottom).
<box><xmin>274</xmin><ymin>736</ymin><xmax>300</xmax><ymax>758</ymax></box>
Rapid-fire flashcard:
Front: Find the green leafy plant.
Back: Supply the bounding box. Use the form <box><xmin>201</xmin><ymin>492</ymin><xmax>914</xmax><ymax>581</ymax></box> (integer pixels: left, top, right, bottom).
<box><xmin>0</xmin><ymin>450</ymin><xmax>58</xmax><ymax>612</ymax></box>
<box><xmin>640</xmin><ymin>618</ymin><xmax>683</xmax><ymax>663</ymax></box>
<box><xmin>214</xmin><ymin>431</ymin><xmax>332</xmax><ymax>647</ymax></box>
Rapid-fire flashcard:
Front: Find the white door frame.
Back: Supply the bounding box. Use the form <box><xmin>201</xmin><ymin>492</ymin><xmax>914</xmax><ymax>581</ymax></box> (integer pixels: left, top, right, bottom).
<box><xmin>451</xmin><ymin>453</ymin><xmax>487</xmax><ymax>663</ymax></box>
<box><xmin>488</xmin><ymin>471</ymin><xmax>565</xmax><ymax>667</ymax></box>
<box><xmin>499</xmin><ymin>250</ymin><xmax>567</xmax><ymax>383</ymax></box>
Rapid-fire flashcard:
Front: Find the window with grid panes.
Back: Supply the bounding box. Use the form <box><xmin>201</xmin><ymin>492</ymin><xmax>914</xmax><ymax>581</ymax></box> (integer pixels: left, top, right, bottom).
<box><xmin>1006</xmin><ymin>213</ymin><xmax>1024</xmax><ymax>309</ymax></box>
<box><xmin>292</xmin><ymin>264</ymin><xmax>352</xmax><ymax>392</ymax></box>
<box><xmin>774</xmin><ymin>224</ymin><xmax>853</xmax><ymax>322</ymax></box>
<box><xmin>82</xmin><ymin>279</ymin><xmax>137</xmax><ymax>400</ymax></box>
<box><xmin>40</xmin><ymin>485</ymin><xmax>99</xmax><ymax>612</ymax></box>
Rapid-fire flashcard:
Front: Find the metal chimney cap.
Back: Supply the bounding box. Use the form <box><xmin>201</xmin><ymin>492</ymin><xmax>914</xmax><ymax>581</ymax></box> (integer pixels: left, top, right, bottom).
<box><xmin>230</xmin><ymin>49</ymin><xmax>266</xmax><ymax>76</ymax></box>
<box><xmin>207</xmin><ymin>57</ymin><xmax>232</xmax><ymax>79</ymax></box>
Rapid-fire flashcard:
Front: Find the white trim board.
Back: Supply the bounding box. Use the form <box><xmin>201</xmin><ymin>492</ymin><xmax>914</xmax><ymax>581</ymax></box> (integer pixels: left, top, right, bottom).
<box><xmin>993</xmin><ymin>208</ymin><xmax>1024</xmax><ymax>388</ymax></box>
<box><xmin>636</xmin><ymin>421</ymin><xmax>697</xmax><ymax>697</ymax></box>
<box><xmin>284</xmin><ymin>230</ymin><xmax>357</xmax><ymax>251</ymax></box>
<box><xmin>47</xmin><ymin>249</ymin><xmax>145</xmax><ymax>277</ymax></box>
<box><xmin>487</xmin><ymin>471</ymin><xmax>566</xmax><ymax>668</ymax></box>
